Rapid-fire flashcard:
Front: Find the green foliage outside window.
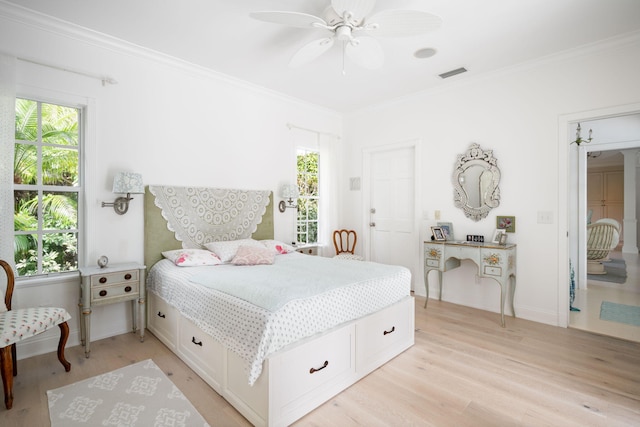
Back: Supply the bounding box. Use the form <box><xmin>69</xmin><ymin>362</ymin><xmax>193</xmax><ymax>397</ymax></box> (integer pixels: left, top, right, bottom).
<box><xmin>296</xmin><ymin>150</ymin><xmax>319</xmax><ymax>244</ymax></box>
<box><xmin>13</xmin><ymin>98</ymin><xmax>80</xmax><ymax>276</ymax></box>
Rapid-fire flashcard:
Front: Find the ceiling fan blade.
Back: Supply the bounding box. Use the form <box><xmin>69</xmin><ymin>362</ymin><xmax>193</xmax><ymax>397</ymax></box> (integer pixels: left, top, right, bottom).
<box><xmin>249</xmin><ymin>11</ymin><xmax>326</xmax><ymax>29</ymax></box>
<box><xmin>363</xmin><ymin>10</ymin><xmax>442</xmax><ymax>37</ymax></box>
<box><xmin>345</xmin><ymin>37</ymin><xmax>384</xmax><ymax>69</ymax></box>
<box><xmin>289</xmin><ymin>37</ymin><xmax>335</xmax><ymax>67</ymax></box>
<box><xmin>331</xmin><ymin>0</ymin><xmax>376</xmax><ymax>21</ymax></box>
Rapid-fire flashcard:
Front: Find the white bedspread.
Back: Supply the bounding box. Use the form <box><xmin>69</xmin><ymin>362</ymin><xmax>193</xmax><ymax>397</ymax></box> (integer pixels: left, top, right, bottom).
<box><xmin>147</xmin><ymin>253</ymin><xmax>411</xmax><ymax>385</ymax></box>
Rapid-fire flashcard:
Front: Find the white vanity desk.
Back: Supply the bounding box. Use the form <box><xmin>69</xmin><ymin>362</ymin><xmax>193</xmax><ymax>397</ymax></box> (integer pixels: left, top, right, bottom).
<box><xmin>423</xmin><ymin>240</ymin><xmax>517</xmax><ymax>327</ymax></box>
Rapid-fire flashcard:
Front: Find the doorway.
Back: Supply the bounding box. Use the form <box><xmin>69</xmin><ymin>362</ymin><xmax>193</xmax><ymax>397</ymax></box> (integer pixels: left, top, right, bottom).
<box><xmin>363</xmin><ymin>141</ymin><xmax>419</xmax><ymax>290</ymax></box>
<box><xmin>561</xmin><ymin>107</ymin><xmax>640</xmax><ymax>341</ymax></box>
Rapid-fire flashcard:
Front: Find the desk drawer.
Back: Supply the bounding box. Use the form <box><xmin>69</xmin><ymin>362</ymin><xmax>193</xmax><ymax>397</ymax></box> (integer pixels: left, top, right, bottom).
<box><xmin>91</xmin><ymin>282</ymin><xmax>139</xmax><ymax>304</ymax></box>
<box><xmin>90</xmin><ymin>269</ymin><xmax>139</xmax><ymax>286</ymax></box>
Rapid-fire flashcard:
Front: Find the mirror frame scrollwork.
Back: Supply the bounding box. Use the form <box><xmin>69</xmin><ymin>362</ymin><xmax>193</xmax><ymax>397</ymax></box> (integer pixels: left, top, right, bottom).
<box><xmin>453</xmin><ymin>143</ymin><xmax>501</xmax><ymax>221</ymax></box>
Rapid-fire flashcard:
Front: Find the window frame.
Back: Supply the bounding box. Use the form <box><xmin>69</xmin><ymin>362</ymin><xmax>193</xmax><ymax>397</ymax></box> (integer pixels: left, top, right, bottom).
<box><xmin>296</xmin><ymin>147</ymin><xmax>320</xmax><ymax>244</ymax></box>
<box><xmin>13</xmin><ymin>95</ymin><xmax>86</xmax><ymax>280</ymax></box>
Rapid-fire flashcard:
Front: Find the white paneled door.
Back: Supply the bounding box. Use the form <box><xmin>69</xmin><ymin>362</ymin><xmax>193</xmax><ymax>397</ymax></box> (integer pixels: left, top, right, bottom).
<box><xmin>367</xmin><ymin>146</ymin><xmax>416</xmax><ymax>286</ymax></box>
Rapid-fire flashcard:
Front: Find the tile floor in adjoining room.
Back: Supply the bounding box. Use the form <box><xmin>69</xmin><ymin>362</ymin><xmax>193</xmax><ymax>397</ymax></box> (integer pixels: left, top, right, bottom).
<box><xmin>570</xmin><ymin>248</ymin><xmax>640</xmax><ymax>342</ymax></box>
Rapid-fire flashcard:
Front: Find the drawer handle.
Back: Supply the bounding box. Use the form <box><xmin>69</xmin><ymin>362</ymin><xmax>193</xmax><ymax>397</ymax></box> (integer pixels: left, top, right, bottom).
<box><xmin>124</xmin><ymin>286</ymin><xmax>132</xmax><ymax>292</ymax></box>
<box><xmin>99</xmin><ymin>290</ymin><xmax>107</xmax><ymax>297</ymax></box>
<box><xmin>157</xmin><ymin>311</ymin><xmax>166</xmax><ymax>318</ymax></box>
<box><xmin>124</xmin><ymin>273</ymin><xmax>132</xmax><ymax>280</ymax></box>
<box><xmin>191</xmin><ymin>337</ymin><xmax>203</xmax><ymax>347</ymax></box>
<box><xmin>99</xmin><ymin>277</ymin><xmax>107</xmax><ymax>284</ymax></box>
<box><xmin>309</xmin><ymin>360</ymin><xmax>329</xmax><ymax>374</ymax></box>
<box><xmin>383</xmin><ymin>326</ymin><xmax>396</xmax><ymax>335</ymax></box>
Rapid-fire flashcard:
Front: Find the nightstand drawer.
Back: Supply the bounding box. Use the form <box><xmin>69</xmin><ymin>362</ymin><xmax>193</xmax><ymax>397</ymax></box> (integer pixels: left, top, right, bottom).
<box><xmin>91</xmin><ymin>282</ymin><xmax>139</xmax><ymax>304</ymax></box>
<box><xmin>90</xmin><ymin>269</ymin><xmax>139</xmax><ymax>286</ymax></box>
<box><xmin>295</xmin><ymin>246</ymin><xmax>318</xmax><ymax>255</ymax></box>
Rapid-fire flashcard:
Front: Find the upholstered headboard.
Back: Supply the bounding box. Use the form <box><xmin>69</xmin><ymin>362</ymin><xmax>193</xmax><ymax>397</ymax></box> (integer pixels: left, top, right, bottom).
<box><xmin>144</xmin><ymin>186</ymin><xmax>274</xmax><ymax>270</ymax></box>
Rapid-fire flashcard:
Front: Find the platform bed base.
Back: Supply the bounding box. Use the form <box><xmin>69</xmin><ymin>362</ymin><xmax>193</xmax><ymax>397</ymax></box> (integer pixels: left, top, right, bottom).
<box><xmin>147</xmin><ymin>293</ymin><xmax>414</xmax><ymax>426</ymax></box>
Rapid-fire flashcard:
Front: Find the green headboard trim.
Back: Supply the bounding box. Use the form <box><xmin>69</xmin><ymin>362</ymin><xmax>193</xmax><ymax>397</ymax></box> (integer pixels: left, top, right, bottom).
<box><xmin>144</xmin><ymin>187</ymin><xmax>274</xmax><ymax>271</ymax></box>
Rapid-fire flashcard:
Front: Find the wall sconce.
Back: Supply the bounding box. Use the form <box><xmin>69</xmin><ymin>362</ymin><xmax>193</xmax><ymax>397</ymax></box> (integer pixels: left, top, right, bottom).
<box><xmin>278</xmin><ymin>184</ymin><xmax>299</xmax><ymax>213</ymax></box>
<box><xmin>101</xmin><ymin>172</ymin><xmax>144</xmax><ymax>215</ymax></box>
<box><xmin>570</xmin><ymin>123</ymin><xmax>593</xmax><ymax>146</ymax></box>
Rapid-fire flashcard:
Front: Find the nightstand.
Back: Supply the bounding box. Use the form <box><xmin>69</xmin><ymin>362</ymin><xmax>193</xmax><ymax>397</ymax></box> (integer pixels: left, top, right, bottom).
<box><xmin>295</xmin><ymin>244</ymin><xmax>318</xmax><ymax>256</ymax></box>
<box><xmin>78</xmin><ymin>262</ymin><xmax>146</xmax><ymax>358</ymax></box>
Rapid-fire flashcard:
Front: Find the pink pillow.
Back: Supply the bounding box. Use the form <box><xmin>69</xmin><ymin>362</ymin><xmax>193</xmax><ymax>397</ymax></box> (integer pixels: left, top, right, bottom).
<box><xmin>231</xmin><ymin>245</ymin><xmax>275</xmax><ymax>265</ymax></box>
<box><xmin>261</xmin><ymin>240</ymin><xmax>296</xmax><ymax>255</ymax></box>
<box><xmin>162</xmin><ymin>249</ymin><xmax>222</xmax><ymax>267</ymax></box>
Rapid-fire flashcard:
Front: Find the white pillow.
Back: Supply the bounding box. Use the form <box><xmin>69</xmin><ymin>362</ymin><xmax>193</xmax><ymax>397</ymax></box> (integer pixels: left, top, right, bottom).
<box><xmin>261</xmin><ymin>240</ymin><xmax>296</xmax><ymax>255</ymax></box>
<box><xmin>204</xmin><ymin>239</ymin><xmax>263</xmax><ymax>263</ymax></box>
<box><xmin>231</xmin><ymin>245</ymin><xmax>275</xmax><ymax>266</ymax></box>
<box><xmin>162</xmin><ymin>249</ymin><xmax>222</xmax><ymax>267</ymax></box>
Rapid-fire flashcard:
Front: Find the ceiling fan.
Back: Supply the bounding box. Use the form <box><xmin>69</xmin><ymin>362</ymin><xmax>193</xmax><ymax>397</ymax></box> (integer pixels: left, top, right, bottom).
<box><xmin>250</xmin><ymin>0</ymin><xmax>442</xmax><ymax>70</ymax></box>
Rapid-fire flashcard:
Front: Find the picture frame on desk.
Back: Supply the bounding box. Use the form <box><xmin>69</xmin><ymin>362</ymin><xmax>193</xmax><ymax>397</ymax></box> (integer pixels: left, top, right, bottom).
<box><xmin>431</xmin><ymin>226</ymin><xmax>446</xmax><ymax>241</ymax></box>
<box><xmin>437</xmin><ymin>222</ymin><xmax>453</xmax><ymax>240</ymax></box>
<box><xmin>492</xmin><ymin>229</ymin><xmax>506</xmax><ymax>244</ymax></box>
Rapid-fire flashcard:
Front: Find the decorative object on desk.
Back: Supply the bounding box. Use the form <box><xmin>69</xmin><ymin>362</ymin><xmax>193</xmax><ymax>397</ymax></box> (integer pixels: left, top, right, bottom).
<box><xmin>496</xmin><ymin>215</ymin><xmax>515</xmax><ymax>233</ymax></box>
<box><xmin>491</xmin><ymin>229</ymin><xmax>506</xmax><ymax>244</ymax></box>
<box><xmin>278</xmin><ymin>183</ymin><xmax>299</xmax><ymax>212</ymax></box>
<box><xmin>437</xmin><ymin>222</ymin><xmax>453</xmax><ymax>240</ymax></box>
<box><xmin>570</xmin><ymin>122</ymin><xmax>593</xmax><ymax>146</ymax></box>
<box><xmin>101</xmin><ymin>172</ymin><xmax>144</xmax><ymax>215</ymax></box>
<box><xmin>453</xmin><ymin>143</ymin><xmax>500</xmax><ymax>221</ymax></box>
<box><xmin>498</xmin><ymin>233</ymin><xmax>508</xmax><ymax>246</ymax></box>
<box><xmin>97</xmin><ymin>255</ymin><xmax>109</xmax><ymax>268</ymax></box>
<box><xmin>466</xmin><ymin>234</ymin><xmax>484</xmax><ymax>242</ymax></box>
<box><xmin>47</xmin><ymin>359</ymin><xmax>209</xmax><ymax>427</ymax></box>
<box><xmin>431</xmin><ymin>226</ymin><xmax>446</xmax><ymax>241</ymax></box>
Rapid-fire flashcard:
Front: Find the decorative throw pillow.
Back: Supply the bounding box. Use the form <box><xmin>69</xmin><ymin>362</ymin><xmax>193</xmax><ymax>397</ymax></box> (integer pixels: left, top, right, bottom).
<box><xmin>261</xmin><ymin>240</ymin><xmax>296</xmax><ymax>255</ymax></box>
<box><xmin>162</xmin><ymin>249</ymin><xmax>222</xmax><ymax>267</ymax></box>
<box><xmin>204</xmin><ymin>239</ymin><xmax>264</xmax><ymax>263</ymax></box>
<box><xmin>231</xmin><ymin>245</ymin><xmax>275</xmax><ymax>266</ymax></box>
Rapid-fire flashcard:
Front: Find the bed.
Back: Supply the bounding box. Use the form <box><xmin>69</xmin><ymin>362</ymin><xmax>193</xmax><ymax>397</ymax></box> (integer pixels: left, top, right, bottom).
<box><xmin>144</xmin><ymin>185</ymin><xmax>414</xmax><ymax>427</ymax></box>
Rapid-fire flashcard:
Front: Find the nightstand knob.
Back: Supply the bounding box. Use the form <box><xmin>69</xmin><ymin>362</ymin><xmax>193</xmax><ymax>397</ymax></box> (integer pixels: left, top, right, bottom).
<box><xmin>124</xmin><ymin>273</ymin><xmax>132</xmax><ymax>280</ymax></box>
<box><xmin>99</xmin><ymin>277</ymin><xmax>107</xmax><ymax>284</ymax></box>
<box><xmin>125</xmin><ymin>286</ymin><xmax>132</xmax><ymax>292</ymax></box>
<box><xmin>99</xmin><ymin>290</ymin><xmax>107</xmax><ymax>297</ymax></box>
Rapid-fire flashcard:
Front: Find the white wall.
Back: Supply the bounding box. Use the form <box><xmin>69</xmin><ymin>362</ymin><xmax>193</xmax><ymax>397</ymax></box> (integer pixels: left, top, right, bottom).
<box><xmin>1</xmin><ymin>6</ymin><xmax>341</xmax><ymax>358</ymax></box>
<box><xmin>342</xmin><ymin>35</ymin><xmax>640</xmax><ymax>326</ymax></box>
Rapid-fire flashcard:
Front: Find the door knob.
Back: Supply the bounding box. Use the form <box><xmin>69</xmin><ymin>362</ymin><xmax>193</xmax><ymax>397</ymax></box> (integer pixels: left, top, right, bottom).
<box><xmin>370</xmin><ymin>222</ymin><xmax>376</xmax><ymax>227</ymax></box>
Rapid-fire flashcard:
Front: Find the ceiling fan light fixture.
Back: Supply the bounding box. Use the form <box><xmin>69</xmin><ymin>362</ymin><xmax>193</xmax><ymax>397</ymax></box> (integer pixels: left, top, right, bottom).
<box><xmin>414</xmin><ymin>47</ymin><xmax>437</xmax><ymax>59</ymax></box>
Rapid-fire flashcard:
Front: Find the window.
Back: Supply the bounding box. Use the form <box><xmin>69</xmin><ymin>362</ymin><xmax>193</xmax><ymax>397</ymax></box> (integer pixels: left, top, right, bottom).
<box><xmin>296</xmin><ymin>148</ymin><xmax>319</xmax><ymax>244</ymax></box>
<box><xmin>13</xmin><ymin>98</ymin><xmax>82</xmax><ymax>277</ymax></box>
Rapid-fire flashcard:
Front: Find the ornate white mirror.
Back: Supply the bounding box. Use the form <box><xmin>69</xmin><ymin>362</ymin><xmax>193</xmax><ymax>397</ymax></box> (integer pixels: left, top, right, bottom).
<box><xmin>453</xmin><ymin>143</ymin><xmax>501</xmax><ymax>221</ymax></box>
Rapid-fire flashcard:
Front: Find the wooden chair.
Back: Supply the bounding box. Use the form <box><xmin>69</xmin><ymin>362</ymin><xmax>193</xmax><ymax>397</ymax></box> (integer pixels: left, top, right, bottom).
<box><xmin>333</xmin><ymin>229</ymin><xmax>364</xmax><ymax>261</ymax></box>
<box><xmin>0</xmin><ymin>260</ymin><xmax>71</xmax><ymax>410</ymax></box>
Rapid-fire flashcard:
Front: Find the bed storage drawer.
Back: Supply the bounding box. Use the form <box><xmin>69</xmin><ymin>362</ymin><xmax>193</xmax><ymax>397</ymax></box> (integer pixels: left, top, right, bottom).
<box><xmin>147</xmin><ymin>293</ymin><xmax>177</xmax><ymax>349</ymax></box>
<box><xmin>356</xmin><ymin>297</ymin><xmax>414</xmax><ymax>374</ymax></box>
<box><xmin>268</xmin><ymin>323</ymin><xmax>356</xmax><ymax>425</ymax></box>
<box><xmin>178</xmin><ymin>316</ymin><xmax>224</xmax><ymax>391</ymax></box>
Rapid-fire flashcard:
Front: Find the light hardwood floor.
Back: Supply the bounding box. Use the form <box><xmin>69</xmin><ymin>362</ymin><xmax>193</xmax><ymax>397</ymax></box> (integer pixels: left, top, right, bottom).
<box><xmin>570</xmin><ymin>249</ymin><xmax>640</xmax><ymax>342</ymax></box>
<box><xmin>1</xmin><ymin>297</ymin><xmax>639</xmax><ymax>426</ymax></box>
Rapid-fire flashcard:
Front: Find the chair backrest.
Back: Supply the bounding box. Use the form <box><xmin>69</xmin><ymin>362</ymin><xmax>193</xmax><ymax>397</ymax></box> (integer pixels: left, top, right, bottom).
<box><xmin>586</xmin><ymin>222</ymin><xmax>617</xmax><ymax>260</ymax></box>
<box><xmin>333</xmin><ymin>229</ymin><xmax>358</xmax><ymax>255</ymax></box>
<box><xmin>1</xmin><ymin>259</ymin><xmax>14</xmax><ymax>311</ymax></box>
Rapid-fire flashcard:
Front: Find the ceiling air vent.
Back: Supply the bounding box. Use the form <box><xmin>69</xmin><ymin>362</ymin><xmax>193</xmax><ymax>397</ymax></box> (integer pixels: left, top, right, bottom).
<box><xmin>438</xmin><ymin>67</ymin><xmax>468</xmax><ymax>79</ymax></box>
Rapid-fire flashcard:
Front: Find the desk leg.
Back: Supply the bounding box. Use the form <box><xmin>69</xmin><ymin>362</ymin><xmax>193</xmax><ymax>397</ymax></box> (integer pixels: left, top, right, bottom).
<box><xmin>82</xmin><ymin>308</ymin><xmax>91</xmax><ymax>358</ymax></box>
<box><xmin>138</xmin><ymin>298</ymin><xmax>145</xmax><ymax>342</ymax></box>
<box><xmin>424</xmin><ymin>269</ymin><xmax>444</xmax><ymax>308</ymax></box>
<box><xmin>510</xmin><ymin>274</ymin><xmax>517</xmax><ymax>318</ymax></box>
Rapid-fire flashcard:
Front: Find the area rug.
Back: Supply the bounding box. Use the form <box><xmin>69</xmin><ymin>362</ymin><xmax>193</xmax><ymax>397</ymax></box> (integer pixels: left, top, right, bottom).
<box><xmin>587</xmin><ymin>258</ymin><xmax>627</xmax><ymax>284</ymax></box>
<box><xmin>599</xmin><ymin>301</ymin><xmax>640</xmax><ymax>327</ymax></box>
<box><xmin>47</xmin><ymin>359</ymin><xmax>209</xmax><ymax>426</ymax></box>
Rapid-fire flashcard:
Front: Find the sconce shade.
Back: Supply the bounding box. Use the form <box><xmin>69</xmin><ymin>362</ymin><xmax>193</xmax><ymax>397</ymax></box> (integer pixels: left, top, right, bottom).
<box><xmin>280</xmin><ymin>184</ymin><xmax>299</xmax><ymax>199</ymax></box>
<box><xmin>112</xmin><ymin>172</ymin><xmax>144</xmax><ymax>194</ymax></box>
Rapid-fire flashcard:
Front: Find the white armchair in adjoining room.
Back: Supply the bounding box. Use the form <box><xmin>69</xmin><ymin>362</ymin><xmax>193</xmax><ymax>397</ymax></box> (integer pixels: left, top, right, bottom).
<box><xmin>586</xmin><ymin>221</ymin><xmax>619</xmax><ymax>275</ymax></box>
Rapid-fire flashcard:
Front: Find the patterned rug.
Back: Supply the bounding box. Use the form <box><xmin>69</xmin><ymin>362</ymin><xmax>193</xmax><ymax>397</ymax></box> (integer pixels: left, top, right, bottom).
<box><xmin>587</xmin><ymin>258</ymin><xmax>627</xmax><ymax>284</ymax></box>
<box><xmin>47</xmin><ymin>359</ymin><xmax>209</xmax><ymax>426</ymax></box>
<box><xmin>600</xmin><ymin>301</ymin><xmax>640</xmax><ymax>327</ymax></box>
